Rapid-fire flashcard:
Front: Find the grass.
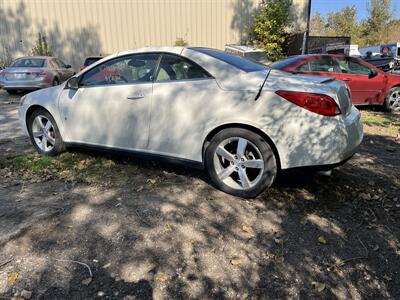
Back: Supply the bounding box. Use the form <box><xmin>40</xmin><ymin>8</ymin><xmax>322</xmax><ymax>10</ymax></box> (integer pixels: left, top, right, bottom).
<box><xmin>0</xmin><ymin>152</ymin><xmax>140</xmax><ymax>186</ymax></box>
<box><xmin>361</xmin><ymin>111</ymin><xmax>400</xmax><ymax>126</ymax></box>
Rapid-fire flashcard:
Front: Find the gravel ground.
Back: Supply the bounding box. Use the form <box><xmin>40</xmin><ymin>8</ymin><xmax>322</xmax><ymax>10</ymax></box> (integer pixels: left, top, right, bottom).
<box><xmin>0</xmin><ymin>89</ymin><xmax>399</xmax><ymax>299</ymax></box>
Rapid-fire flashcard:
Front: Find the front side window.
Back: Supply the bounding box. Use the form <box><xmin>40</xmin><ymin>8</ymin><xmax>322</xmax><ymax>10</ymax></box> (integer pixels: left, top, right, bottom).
<box><xmin>80</xmin><ymin>54</ymin><xmax>159</xmax><ymax>86</ymax></box>
<box><xmin>336</xmin><ymin>57</ymin><xmax>373</xmax><ymax>75</ymax></box>
<box><xmin>308</xmin><ymin>57</ymin><xmax>338</xmax><ymax>73</ymax></box>
<box><xmin>155</xmin><ymin>54</ymin><xmax>211</xmax><ymax>81</ymax></box>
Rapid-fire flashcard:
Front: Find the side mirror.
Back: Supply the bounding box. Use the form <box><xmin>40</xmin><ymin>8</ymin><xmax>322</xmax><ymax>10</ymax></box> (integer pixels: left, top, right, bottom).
<box><xmin>66</xmin><ymin>77</ymin><xmax>79</xmax><ymax>89</ymax></box>
<box><xmin>368</xmin><ymin>70</ymin><xmax>378</xmax><ymax>79</ymax></box>
<box><xmin>65</xmin><ymin>64</ymin><xmax>72</xmax><ymax>69</ymax></box>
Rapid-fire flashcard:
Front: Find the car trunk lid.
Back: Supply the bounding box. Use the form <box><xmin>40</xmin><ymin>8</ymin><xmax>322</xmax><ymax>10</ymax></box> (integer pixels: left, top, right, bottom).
<box><xmin>266</xmin><ymin>69</ymin><xmax>352</xmax><ymax>116</ymax></box>
<box><xmin>3</xmin><ymin>67</ymin><xmax>47</xmax><ymax>81</ymax></box>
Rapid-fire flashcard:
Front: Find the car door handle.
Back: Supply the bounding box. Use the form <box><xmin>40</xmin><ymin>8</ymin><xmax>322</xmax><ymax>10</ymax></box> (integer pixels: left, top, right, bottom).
<box><xmin>127</xmin><ymin>94</ymin><xmax>145</xmax><ymax>100</ymax></box>
<box><xmin>342</xmin><ymin>78</ymin><xmax>352</xmax><ymax>81</ymax></box>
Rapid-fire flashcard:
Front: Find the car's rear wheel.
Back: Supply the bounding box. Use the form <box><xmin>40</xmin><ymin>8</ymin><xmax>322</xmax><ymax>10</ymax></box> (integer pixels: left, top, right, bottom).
<box><xmin>6</xmin><ymin>89</ymin><xmax>18</xmax><ymax>95</ymax></box>
<box><xmin>384</xmin><ymin>87</ymin><xmax>400</xmax><ymax>112</ymax></box>
<box><xmin>27</xmin><ymin>108</ymin><xmax>65</xmax><ymax>156</ymax></box>
<box><xmin>205</xmin><ymin>128</ymin><xmax>277</xmax><ymax>198</ymax></box>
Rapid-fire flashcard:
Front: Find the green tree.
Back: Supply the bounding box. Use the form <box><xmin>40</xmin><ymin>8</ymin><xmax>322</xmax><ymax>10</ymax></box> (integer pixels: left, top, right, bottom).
<box><xmin>324</xmin><ymin>6</ymin><xmax>366</xmax><ymax>46</ymax></box>
<box><xmin>364</xmin><ymin>0</ymin><xmax>392</xmax><ymax>45</ymax></box>
<box><xmin>31</xmin><ymin>32</ymin><xmax>52</xmax><ymax>56</ymax></box>
<box><xmin>310</xmin><ymin>12</ymin><xmax>326</xmax><ymax>36</ymax></box>
<box><xmin>248</xmin><ymin>0</ymin><xmax>292</xmax><ymax>60</ymax></box>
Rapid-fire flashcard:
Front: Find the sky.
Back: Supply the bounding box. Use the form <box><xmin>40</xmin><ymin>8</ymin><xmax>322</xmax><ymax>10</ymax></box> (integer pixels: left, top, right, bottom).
<box><xmin>311</xmin><ymin>0</ymin><xmax>400</xmax><ymax>20</ymax></box>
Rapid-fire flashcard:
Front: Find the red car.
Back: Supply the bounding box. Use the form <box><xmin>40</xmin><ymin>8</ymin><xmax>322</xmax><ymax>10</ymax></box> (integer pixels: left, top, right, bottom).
<box><xmin>270</xmin><ymin>54</ymin><xmax>400</xmax><ymax>112</ymax></box>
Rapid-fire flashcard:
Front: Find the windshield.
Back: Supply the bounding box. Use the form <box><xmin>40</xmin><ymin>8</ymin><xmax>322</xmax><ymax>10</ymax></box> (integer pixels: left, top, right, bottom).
<box><xmin>11</xmin><ymin>58</ymin><xmax>45</xmax><ymax>68</ymax></box>
<box><xmin>191</xmin><ymin>48</ymin><xmax>267</xmax><ymax>72</ymax></box>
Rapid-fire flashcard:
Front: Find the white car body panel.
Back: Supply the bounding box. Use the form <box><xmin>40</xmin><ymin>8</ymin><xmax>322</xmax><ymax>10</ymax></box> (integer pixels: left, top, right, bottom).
<box><xmin>19</xmin><ymin>47</ymin><xmax>363</xmax><ymax>170</ymax></box>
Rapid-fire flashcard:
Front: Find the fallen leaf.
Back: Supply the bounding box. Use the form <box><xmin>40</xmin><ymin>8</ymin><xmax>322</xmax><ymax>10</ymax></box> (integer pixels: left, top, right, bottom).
<box><xmin>242</xmin><ymin>225</ymin><xmax>253</xmax><ymax>234</ymax></box>
<box><xmin>318</xmin><ymin>236</ymin><xmax>327</xmax><ymax>245</ymax></box>
<box><xmin>230</xmin><ymin>259</ymin><xmax>242</xmax><ymax>265</ymax></box>
<box><xmin>81</xmin><ymin>277</ymin><xmax>92</xmax><ymax>286</ymax></box>
<box><xmin>7</xmin><ymin>272</ymin><xmax>19</xmax><ymax>284</ymax></box>
<box><xmin>147</xmin><ymin>178</ymin><xmax>157</xmax><ymax>184</ymax></box>
<box><xmin>274</xmin><ymin>238</ymin><xmax>284</xmax><ymax>245</ymax></box>
<box><xmin>164</xmin><ymin>223</ymin><xmax>173</xmax><ymax>231</ymax></box>
<box><xmin>312</xmin><ymin>281</ymin><xmax>326</xmax><ymax>292</ymax></box>
<box><xmin>155</xmin><ymin>273</ymin><xmax>169</xmax><ymax>282</ymax></box>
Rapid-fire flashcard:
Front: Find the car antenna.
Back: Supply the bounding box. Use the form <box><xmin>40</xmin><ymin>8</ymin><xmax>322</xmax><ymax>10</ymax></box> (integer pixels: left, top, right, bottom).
<box><xmin>255</xmin><ymin>69</ymin><xmax>271</xmax><ymax>101</ymax></box>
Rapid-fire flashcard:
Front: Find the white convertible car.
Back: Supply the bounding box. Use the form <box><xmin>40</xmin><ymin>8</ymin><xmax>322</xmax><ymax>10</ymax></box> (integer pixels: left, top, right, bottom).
<box><xmin>19</xmin><ymin>47</ymin><xmax>363</xmax><ymax>198</ymax></box>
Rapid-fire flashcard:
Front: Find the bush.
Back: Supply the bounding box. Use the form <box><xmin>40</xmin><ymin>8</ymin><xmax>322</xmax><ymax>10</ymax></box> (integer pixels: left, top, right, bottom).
<box><xmin>174</xmin><ymin>37</ymin><xmax>188</xmax><ymax>47</ymax></box>
<box><xmin>31</xmin><ymin>33</ymin><xmax>52</xmax><ymax>56</ymax></box>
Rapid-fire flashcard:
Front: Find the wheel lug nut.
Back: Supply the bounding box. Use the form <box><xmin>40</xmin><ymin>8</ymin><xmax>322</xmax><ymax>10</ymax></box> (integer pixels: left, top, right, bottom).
<box><xmin>241</xmin><ymin>158</ymin><xmax>244</xmax><ymax>162</ymax></box>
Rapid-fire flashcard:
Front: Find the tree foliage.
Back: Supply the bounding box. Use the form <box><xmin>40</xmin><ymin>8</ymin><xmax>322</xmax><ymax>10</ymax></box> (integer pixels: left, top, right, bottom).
<box><xmin>248</xmin><ymin>0</ymin><xmax>293</xmax><ymax>60</ymax></box>
<box><xmin>310</xmin><ymin>0</ymin><xmax>397</xmax><ymax>47</ymax></box>
<box><xmin>31</xmin><ymin>32</ymin><xmax>52</xmax><ymax>56</ymax></box>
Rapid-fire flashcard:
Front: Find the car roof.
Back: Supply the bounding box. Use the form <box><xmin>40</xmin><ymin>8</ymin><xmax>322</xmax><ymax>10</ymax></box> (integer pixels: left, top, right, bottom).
<box><xmin>117</xmin><ymin>46</ymin><xmax>185</xmax><ymax>56</ymax></box>
<box><xmin>15</xmin><ymin>56</ymin><xmax>53</xmax><ymax>60</ymax></box>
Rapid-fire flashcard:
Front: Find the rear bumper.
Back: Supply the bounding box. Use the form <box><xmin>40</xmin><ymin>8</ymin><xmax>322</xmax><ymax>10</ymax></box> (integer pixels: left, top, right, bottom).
<box><xmin>276</xmin><ymin>105</ymin><xmax>363</xmax><ymax>170</ymax></box>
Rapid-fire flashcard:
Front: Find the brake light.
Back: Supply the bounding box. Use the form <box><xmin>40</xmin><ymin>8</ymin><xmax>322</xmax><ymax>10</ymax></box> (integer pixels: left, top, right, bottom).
<box><xmin>80</xmin><ymin>66</ymin><xmax>85</xmax><ymax>71</ymax></box>
<box><xmin>275</xmin><ymin>90</ymin><xmax>340</xmax><ymax>116</ymax></box>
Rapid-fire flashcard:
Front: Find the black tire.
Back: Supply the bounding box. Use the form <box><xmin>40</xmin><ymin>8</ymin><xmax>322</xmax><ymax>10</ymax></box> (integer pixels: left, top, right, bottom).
<box><xmin>6</xmin><ymin>89</ymin><xmax>18</xmax><ymax>95</ymax></box>
<box><xmin>383</xmin><ymin>87</ymin><xmax>400</xmax><ymax>112</ymax></box>
<box><xmin>27</xmin><ymin>108</ymin><xmax>65</xmax><ymax>156</ymax></box>
<box><xmin>205</xmin><ymin>128</ymin><xmax>277</xmax><ymax>198</ymax></box>
<box><xmin>53</xmin><ymin>78</ymin><xmax>60</xmax><ymax>86</ymax></box>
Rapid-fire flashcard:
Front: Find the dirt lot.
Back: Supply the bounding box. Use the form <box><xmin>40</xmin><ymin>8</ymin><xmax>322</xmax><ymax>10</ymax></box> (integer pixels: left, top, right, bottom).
<box><xmin>0</xmin><ymin>90</ymin><xmax>399</xmax><ymax>299</ymax></box>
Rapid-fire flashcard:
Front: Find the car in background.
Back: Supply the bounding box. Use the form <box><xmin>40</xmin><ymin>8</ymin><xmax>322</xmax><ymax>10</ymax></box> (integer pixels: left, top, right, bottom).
<box><xmin>19</xmin><ymin>47</ymin><xmax>362</xmax><ymax>198</ymax></box>
<box><xmin>270</xmin><ymin>54</ymin><xmax>400</xmax><ymax>112</ymax></box>
<box><xmin>361</xmin><ymin>51</ymin><xmax>398</xmax><ymax>72</ymax></box>
<box><xmin>225</xmin><ymin>45</ymin><xmax>270</xmax><ymax>65</ymax></box>
<box><xmin>0</xmin><ymin>56</ymin><xmax>74</xmax><ymax>94</ymax></box>
<box><xmin>80</xmin><ymin>56</ymin><xmax>104</xmax><ymax>70</ymax></box>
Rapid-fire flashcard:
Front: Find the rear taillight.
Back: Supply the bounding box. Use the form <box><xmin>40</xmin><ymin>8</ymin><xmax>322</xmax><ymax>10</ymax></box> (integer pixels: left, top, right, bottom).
<box><xmin>80</xmin><ymin>66</ymin><xmax>85</xmax><ymax>71</ymax></box>
<box><xmin>275</xmin><ymin>90</ymin><xmax>341</xmax><ymax>116</ymax></box>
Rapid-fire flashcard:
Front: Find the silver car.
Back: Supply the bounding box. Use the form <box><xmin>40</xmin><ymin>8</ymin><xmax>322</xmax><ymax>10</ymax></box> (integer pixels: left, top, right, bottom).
<box><xmin>19</xmin><ymin>47</ymin><xmax>363</xmax><ymax>198</ymax></box>
<box><xmin>0</xmin><ymin>56</ymin><xmax>74</xmax><ymax>94</ymax></box>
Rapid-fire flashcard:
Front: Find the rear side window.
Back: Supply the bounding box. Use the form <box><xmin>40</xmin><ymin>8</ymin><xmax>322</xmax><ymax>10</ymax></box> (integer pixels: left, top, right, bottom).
<box><xmin>155</xmin><ymin>54</ymin><xmax>211</xmax><ymax>81</ymax></box>
<box><xmin>191</xmin><ymin>48</ymin><xmax>267</xmax><ymax>72</ymax></box>
<box><xmin>12</xmin><ymin>58</ymin><xmax>45</xmax><ymax>68</ymax></box>
<box><xmin>308</xmin><ymin>57</ymin><xmax>338</xmax><ymax>73</ymax></box>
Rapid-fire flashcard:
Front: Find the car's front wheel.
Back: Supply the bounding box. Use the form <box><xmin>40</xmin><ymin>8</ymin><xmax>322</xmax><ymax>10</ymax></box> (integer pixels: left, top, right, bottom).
<box><xmin>384</xmin><ymin>87</ymin><xmax>400</xmax><ymax>112</ymax></box>
<box><xmin>27</xmin><ymin>108</ymin><xmax>65</xmax><ymax>156</ymax></box>
<box><xmin>205</xmin><ymin>128</ymin><xmax>277</xmax><ymax>198</ymax></box>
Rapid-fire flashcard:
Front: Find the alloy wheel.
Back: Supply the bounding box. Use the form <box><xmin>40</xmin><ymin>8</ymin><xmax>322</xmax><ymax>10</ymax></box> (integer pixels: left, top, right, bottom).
<box><xmin>389</xmin><ymin>89</ymin><xmax>400</xmax><ymax>112</ymax></box>
<box><xmin>213</xmin><ymin>137</ymin><xmax>264</xmax><ymax>190</ymax></box>
<box><xmin>31</xmin><ymin>115</ymin><xmax>56</xmax><ymax>152</ymax></box>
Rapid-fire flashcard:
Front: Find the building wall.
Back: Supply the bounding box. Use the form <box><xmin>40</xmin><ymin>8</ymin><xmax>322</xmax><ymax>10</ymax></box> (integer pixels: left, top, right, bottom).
<box><xmin>0</xmin><ymin>0</ymin><xmax>309</xmax><ymax>70</ymax></box>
